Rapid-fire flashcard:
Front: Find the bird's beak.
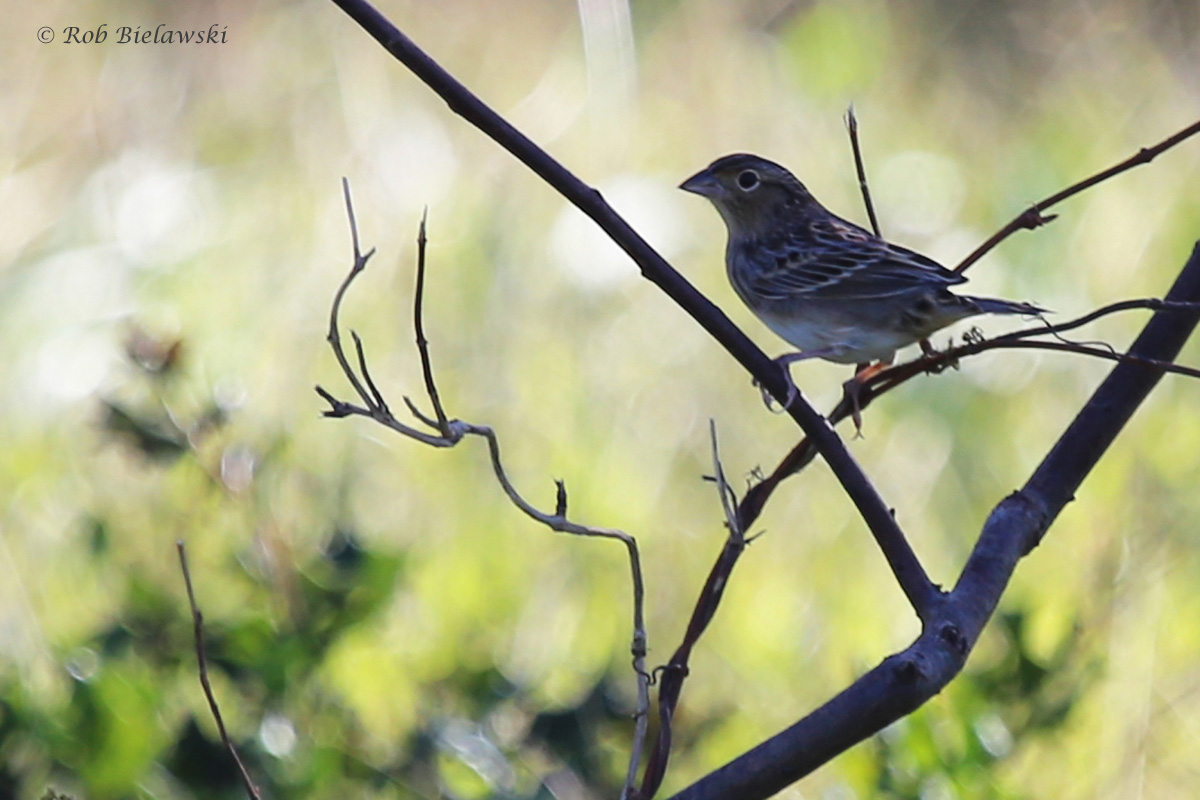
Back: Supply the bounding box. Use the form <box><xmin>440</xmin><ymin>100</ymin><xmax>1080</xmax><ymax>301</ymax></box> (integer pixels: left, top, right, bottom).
<box><xmin>679</xmin><ymin>168</ymin><xmax>721</xmax><ymax>197</ymax></box>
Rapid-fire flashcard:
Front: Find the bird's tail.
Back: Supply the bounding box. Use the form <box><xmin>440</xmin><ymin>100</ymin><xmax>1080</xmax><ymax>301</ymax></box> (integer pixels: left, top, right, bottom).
<box><xmin>964</xmin><ymin>296</ymin><xmax>1048</xmax><ymax>317</ymax></box>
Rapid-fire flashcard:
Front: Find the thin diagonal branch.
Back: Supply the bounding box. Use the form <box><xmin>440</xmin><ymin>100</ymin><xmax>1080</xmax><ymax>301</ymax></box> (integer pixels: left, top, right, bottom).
<box><xmin>954</xmin><ymin>118</ymin><xmax>1200</xmax><ymax>273</ymax></box>
<box><xmin>352</xmin><ymin>330</ymin><xmax>390</xmax><ymax>413</ymax></box>
<box><xmin>328</xmin><ymin>0</ymin><xmax>939</xmax><ymax>624</ymax></box>
<box><xmin>177</xmin><ymin>541</ymin><xmax>262</xmax><ymax>800</ymax></box>
<box><xmin>708</xmin><ymin>421</ymin><xmax>742</xmax><ymax>541</ymax></box>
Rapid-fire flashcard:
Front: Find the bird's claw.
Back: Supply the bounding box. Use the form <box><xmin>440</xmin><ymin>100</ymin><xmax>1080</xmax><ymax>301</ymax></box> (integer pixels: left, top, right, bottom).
<box><xmin>754</xmin><ymin>361</ymin><xmax>800</xmax><ymax>412</ymax></box>
<box><xmin>841</xmin><ymin>361</ymin><xmax>890</xmax><ymax>437</ymax></box>
<box><xmin>841</xmin><ymin>377</ymin><xmax>866</xmax><ymax>438</ymax></box>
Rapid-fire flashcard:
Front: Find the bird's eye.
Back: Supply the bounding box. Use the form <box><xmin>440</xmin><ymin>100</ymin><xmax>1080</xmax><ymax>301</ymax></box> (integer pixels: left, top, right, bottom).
<box><xmin>736</xmin><ymin>170</ymin><xmax>760</xmax><ymax>190</ymax></box>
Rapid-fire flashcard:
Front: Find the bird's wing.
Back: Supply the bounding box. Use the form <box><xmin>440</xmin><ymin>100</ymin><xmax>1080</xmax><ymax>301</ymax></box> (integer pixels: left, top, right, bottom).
<box><xmin>743</xmin><ymin>217</ymin><xmax>967</xmax><ymax>302</ymax></box>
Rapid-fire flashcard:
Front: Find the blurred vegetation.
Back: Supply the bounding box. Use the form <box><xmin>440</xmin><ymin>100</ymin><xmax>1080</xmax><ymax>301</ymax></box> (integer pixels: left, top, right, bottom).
<box><xmin>2</xmin><ymin>0</ymin><xmax>1199</xmax><ymax>798</ymax></box>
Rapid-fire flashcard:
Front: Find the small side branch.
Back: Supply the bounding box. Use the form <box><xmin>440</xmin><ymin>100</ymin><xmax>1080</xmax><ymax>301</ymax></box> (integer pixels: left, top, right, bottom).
<box><xmin>177</xmin><ymin>541</ymin><xmax>262</xmax><ymax>800</ymax></box>
<box><xmin>955</xmin><ymin>118</ymin><xmax>1200</xmax><ymax>273</ymax></box>
<box><xmin>412</xmin><ymin>209</ymin><xmax>451</xmax><ymax>436</ymax></box>
<box><xmin>845</xmin><ymin>106</ymin><xmax>881</xmax><ymax>237</ymax></box>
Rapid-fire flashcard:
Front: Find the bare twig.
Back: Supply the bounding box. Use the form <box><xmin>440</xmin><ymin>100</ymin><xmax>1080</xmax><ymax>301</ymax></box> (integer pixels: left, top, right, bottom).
<box><xmin>845</xmin><ymin>106</ymin><xmax>881</xmax><ymax>237</ymax></box>
<box><xmin>326</xmin><ymin>178</ymin><xmax>378</xmax><ymax>410</ymax></box>
<box><xmin>708</xmin><ymin>421</ymin><xmax>743</xmax><ymax>543</ymax></box>
<box><xmin>317</xmin><ymin>201</ymin><xmax>650</xmax><ymax>799</ymax></box>
<box><xmin>954</xmin><ymin>118</ymin><xmax>1200</xmax><ymax>273</ymax></box>
<box><xmin>317</xmin><ymin>183</ymin><xmax>460</xmax><ymax>447</ymax></box>
<box><xmin>351</xmin><ymin>330</ymin><xmax>390</xmax><ymax>413</ymax></box>
<box><xmin>412</xmin><ymin>209</ymin><xmax>451</xmax><ymax>436</ymax></box>
<box><xmin>176</xmin><ymin>541</ymin><xmax>262</xmax><ymax>800</ymax></box>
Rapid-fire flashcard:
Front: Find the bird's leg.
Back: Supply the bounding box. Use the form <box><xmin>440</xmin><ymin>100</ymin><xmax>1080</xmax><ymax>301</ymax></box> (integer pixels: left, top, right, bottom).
<box><xmin>842</xmin><ymin>359</ymin><xmax>891</xmax><ymax>436</ymax></box>
<box><xmin>919</xmin><ymin>338</ymin><xmax>936</xmax><ymax>357</ymax></box>
<box><xmin>755</xmin><ymin>349</ymin><xmax>835</xmax><ymax>412</ymax></box>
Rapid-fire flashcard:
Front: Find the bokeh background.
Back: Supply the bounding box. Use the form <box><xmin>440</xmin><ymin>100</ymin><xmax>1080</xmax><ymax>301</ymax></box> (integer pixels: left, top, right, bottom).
<box><xmin>3</xmin><ymin>0</ymin><xmax>1200</xmax><ymax>798</ymax></box>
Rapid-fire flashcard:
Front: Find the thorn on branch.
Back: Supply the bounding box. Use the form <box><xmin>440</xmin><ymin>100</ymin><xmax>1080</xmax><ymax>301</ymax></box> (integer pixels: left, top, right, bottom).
<box><xmin>315</xmin><ymin>385</ymin><xmax>355</xmax><ymax>417</ymax></box>
<box><xmin>555</xmin><ymin>479</ymin><xmax>568</xmax><ymax>517</ymax></box>
<box><xmin>893</xmin><ymin>656</ymin><xmax>925</xmax><ymax>685</ymax></box>
<box><xmin>1016</xmin><ymin>206</ymin><xmax>1058</xmax><ymax>230</ymax></box>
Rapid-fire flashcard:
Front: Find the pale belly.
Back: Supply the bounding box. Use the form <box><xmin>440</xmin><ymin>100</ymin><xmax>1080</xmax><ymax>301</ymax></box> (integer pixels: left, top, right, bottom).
<box><xmin>756</xmin><ymin>306</ymin><xmax>921</xmax><ymax>364</ymax></box>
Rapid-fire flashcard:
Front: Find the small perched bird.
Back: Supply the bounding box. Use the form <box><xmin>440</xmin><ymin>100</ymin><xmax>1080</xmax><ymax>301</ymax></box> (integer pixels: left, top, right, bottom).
<box><xmin>680</xmin><ymin>153</ymin><xmax>1043</xmax><ymax>397</ymax></box>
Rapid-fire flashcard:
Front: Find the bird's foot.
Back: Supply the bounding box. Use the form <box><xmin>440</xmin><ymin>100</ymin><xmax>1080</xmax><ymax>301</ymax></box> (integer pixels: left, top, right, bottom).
<box><xmin>842</xmin><ymin>361</ymin><xmax>889</xmax><ymax>437</ymax></box>
<box><xmin>755</xmin><ymin>359</ymin><xmax>801</xmax><ymax>412</ymax></box>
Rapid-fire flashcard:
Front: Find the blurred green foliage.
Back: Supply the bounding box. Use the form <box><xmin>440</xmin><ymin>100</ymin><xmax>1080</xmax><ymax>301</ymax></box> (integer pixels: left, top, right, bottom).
<box><xmin>2</xmin><ymin>1</ymin><xmax>1200</xmax><ymax>798</ymax></box>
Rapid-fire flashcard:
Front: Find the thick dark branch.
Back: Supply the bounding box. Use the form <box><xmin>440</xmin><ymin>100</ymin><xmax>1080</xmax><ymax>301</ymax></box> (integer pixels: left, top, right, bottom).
<box><xmin>954</xmin><ymin>119</ymin><xmax>1200</xmax><ymax>273</ymax></box>
<box><xmin>328</xmin><ymin>0</ymin><xmax>938</xmax><ymax>622</ymax></box>
<box><xmin>1021</xmin><ymin>245</ymin><xmax>1200</xmax><ymax>521</ymax></box>
<box><xmin>669</xmin><ymin>241</ymin><xmax>1200</xmax><ymax>800</ymax></box>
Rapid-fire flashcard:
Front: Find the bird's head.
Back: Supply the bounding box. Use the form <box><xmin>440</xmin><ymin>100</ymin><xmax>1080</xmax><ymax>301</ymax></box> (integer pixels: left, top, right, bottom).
<box><xmin>679</xmin><ymin>154</ymin><xmax>813</xmax><ymax>237</ymax></box>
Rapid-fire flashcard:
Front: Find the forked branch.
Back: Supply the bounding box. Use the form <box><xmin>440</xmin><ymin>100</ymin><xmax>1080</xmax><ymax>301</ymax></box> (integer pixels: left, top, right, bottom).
<box><xmin>316</xmin><ymin>184</ymin><xmax>651</xmax><ymax>799</ymax></box>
